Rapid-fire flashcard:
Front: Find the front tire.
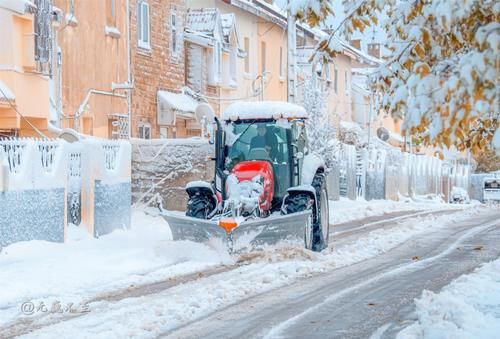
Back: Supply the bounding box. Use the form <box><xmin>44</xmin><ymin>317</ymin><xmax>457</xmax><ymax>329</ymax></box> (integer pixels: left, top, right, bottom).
<box><xmin>186</xmin><ymin>194</ymin><xmax>215</xmax><ymax>219</ymax></box>
<box><xmin>284</xmin><ymin>193</ymin><xmax>314</xmax><ymax>250</ymax></box>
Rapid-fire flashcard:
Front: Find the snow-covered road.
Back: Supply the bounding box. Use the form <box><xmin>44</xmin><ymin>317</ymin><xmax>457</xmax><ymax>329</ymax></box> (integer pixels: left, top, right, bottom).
<box><xmin>164</xmin><ymin>209</ymin><xmax>500</xmax><ymax>339</ymax></box>
<box><xmin>1</xmin><ymin>203</ymin><xmax>497</xmax><ymax>338</ymax></box>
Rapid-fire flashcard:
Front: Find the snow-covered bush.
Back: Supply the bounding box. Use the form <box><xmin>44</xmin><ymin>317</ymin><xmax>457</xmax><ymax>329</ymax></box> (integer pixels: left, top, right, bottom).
<box><xmin>291</xmin><ymin>0</ymin><xmax>499</xmax><ymax>154</ymax></box>
<box><xmin>303</xmin><ymin>77</ymin><xmax>338</xmax><ymax>169</ymax></box>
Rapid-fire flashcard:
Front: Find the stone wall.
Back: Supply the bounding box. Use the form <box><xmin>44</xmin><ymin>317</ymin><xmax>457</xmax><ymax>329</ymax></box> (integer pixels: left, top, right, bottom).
<box><xmin>131</xmin><ymin>138</ymin><xmax>214</xmax><ymax>211</ymax></box>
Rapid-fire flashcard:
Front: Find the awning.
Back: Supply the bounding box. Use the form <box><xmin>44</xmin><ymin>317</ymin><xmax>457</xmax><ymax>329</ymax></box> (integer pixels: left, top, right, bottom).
<box><xmin>157</xmin><ymin>90</ymin><xmax>199</xmax><ymax>126</ymax></box>
<box><xmin>0</xmin><ymin>80</ymin><xmax>15</xmax><ymax>105</ymax></box>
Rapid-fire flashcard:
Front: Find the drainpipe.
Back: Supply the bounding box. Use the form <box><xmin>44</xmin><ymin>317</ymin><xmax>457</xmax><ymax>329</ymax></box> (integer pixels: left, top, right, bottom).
<box><xmin>125</xmin><ymin>0</ymin><xmax>133</xmax><ymax>138</ymax></box>
<box><xmin>287</xmin><ymin>2</ymin><xmax>297</xmax><ymax>103</ymax></box>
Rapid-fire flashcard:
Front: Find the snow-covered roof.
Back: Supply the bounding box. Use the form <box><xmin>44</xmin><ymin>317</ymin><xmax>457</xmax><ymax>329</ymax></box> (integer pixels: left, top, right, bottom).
<box><xmin>157</xmin><ymin>90</ymin><xmax>198</xmax><ymax>113</ymax></box>
<box><xmin>0</xmin><ymin>80</ymin><xmax>15</xmax><ymax>103</ymax></box>
<box><xmin>186</xmin><ymin>8</ymin><xmax>219</xmax><ymax>35</ymax></box>
<box><xmin>223</xmin><ymin>101</ymin><xmax>308</xmax><ymax>121</ymax></box>
<box><xmin>0</xmin><ymin>0</ymin><xmax>36</xmax><ymax>14</ymax></box>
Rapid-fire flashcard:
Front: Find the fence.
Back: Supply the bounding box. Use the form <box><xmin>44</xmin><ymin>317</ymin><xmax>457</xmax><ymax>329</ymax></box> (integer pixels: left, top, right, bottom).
<box><xmin>328</xmin><ymin>142</ymin><xmax>470</xmax><ymax>203</ymax></box>
<box><xmin>130</xmin><ymin>137</ymin><xmax>471</xmax><ymax>213</ymax></box>
<box><xmin>0</xmin><ymin>138</ymin><xmax>131</xmax><ymax>248</ymax></box>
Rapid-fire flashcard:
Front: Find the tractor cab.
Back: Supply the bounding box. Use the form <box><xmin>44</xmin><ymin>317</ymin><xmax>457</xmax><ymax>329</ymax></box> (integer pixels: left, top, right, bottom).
<box><xmin>223</xmin><ymin>119</ymin><xmax>307</xmax><ymax>208</ymax></box>
<box><xmin>211</xmin><ymin>102</ymin><xmax>309</xmax><ymax>215</ymax></box>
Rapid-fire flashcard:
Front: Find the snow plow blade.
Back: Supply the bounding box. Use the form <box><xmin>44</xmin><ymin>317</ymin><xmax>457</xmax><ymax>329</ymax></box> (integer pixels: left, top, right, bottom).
<box><xmin>162</xmin><ymin>211</ymin><xmax>312</xmax><ymax>252</ymax></box>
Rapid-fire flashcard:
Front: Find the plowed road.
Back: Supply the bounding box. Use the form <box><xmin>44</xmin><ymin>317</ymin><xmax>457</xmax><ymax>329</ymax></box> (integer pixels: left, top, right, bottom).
<box><xmin>164</xmin><ymin>209</ymin><xmax>500</xmax><ymax>339</ymax></box>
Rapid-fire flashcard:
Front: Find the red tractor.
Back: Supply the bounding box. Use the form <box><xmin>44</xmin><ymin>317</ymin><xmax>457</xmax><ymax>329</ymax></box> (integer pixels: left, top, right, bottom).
<box><xmin>163</xmin><ymin>101</ymin><xmax>329</xmax><ymax>252</ymax></box>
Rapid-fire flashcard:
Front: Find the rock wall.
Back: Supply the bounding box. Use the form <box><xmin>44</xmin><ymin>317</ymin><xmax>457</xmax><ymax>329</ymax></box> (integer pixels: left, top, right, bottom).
<box><xmin>131</xmin><ymin>138</ymin><xmax>214</xmax><ymax>211</ymax></box>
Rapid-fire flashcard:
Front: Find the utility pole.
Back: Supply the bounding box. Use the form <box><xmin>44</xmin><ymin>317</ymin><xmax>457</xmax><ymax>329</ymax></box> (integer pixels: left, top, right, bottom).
<box><xmin>287</xmin><ymin>3</ymin><xmax>296</xmax><ymax>103</ymax></box>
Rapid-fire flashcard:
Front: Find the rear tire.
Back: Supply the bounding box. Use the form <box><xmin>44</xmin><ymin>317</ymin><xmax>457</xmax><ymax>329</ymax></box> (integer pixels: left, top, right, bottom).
<box><xmin>312</xmin><ymin>173</ymin><xmax>329</xmax><ymax>251</ymax></box>
<box><xmin>186</xmin><ymin>194</ymin><xmax>214</xmax><ymax>219</ymax></box>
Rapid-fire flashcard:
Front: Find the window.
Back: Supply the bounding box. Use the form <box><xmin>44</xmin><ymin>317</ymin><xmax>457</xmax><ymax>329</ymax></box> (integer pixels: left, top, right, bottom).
<box><xmin>345</xmin><ymin>70</ymin><xmax>350</xmax><ymax>95</ymax></box>
<box><xmin>106</xmin><ymin>0</ymin><xmax>116</xmax><ymax>26</ymax></box>
<box><xmin>260</xmin><ymin>41</ymin><xmax>266</xmax><ymax>74</ymax></box>
<box><xmin>279</xmin><ymin>46</ymin><xmax>284</xmax><ymax>79</ymax></box>
<box><xmin>334</xmin><ymin>67</ymin><xmax>338</xmax><ymax>93</ymax></box>
<box><xmin>171</xmin><ymin>9</ymin><xmax>178</xmax><ymax>57</ymax></box>
<box><xmin>160</xmin><ymin>127</ymin><xmax>168</xmax><ymax>139</ymax></box>
<box><xmin>68</xmin><ymin>0</ymin><xmax>75</xmax><ymax>16</ymax></box>
<box><xmin>230</xmin><ymin>46</ymin><xmax>237</xmax><ymax>85</ymax></box>
<box><xmin>325</xmin><ymin>64</ymin><xmax>331</xmax><ymax>82</ymax></box>
<box><xmin>215</xmin><ymin>41</ymin><xmax>221</xmax><ymax>81</ymax></box>
<box><xmin>244</xmin><ymin>37</ymin><xmax>250</xmax><ymax>73</ymax></box>
<box><xmin>209</xmin><ymin>41</ymin><xmax>221</xmax><ymax>85</ymax></box>
<box><xmin>139</xmin><ymin>122</ymin><xmax>151</xmax><ymax>139</ymax></box>
<box><xmin>137</xmin><ymin>1</ymin><xmax>150</xmax><ymax>49</ymax></box>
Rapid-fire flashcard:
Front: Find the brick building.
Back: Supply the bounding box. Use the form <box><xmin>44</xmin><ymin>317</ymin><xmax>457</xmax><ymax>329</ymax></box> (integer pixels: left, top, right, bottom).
<box><xmin>130</xmin><ymin>0</ymin><xmax>199</xmax><ymax>139</ymax></box>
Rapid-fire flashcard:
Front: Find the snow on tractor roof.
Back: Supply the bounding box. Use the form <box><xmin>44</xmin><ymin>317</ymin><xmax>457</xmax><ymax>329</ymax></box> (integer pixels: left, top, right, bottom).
<box><xmin>222</xmin><ymin>101</ymin><xmax>308</xmax><ymax>121</ymax></box>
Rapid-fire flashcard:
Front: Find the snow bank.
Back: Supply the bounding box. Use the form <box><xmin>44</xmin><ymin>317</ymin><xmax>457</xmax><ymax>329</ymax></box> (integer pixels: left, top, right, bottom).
<box><xmin>330</xmin><ymin>197</ymin><xmax>460</xmax><ymax>225</ymax></box>
<box><xmin>0</xmin><ymin>209</ymin><xmax>231</xmax><ymax>326</ymax></box>
<box><xmin>397</xmin><ymin>258</ymin><xmax>500</xmax><ymax>339</ymax></box>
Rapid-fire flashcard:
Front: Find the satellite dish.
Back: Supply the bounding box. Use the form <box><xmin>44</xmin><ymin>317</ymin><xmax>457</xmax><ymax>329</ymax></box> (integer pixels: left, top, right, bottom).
<box><xmin>377</xmin><ymin>127</ymin><xmax>390</xmax><ymax>141</ymax></box>
<box><xmin>195</xmin><ymin>103</ymin><xmax>215</xmax><ymax>123</ymax></box>
<box><xmin>58</xmin><ymin>128</ymin><xmax>80</xmax><ymax>143</ymax></box>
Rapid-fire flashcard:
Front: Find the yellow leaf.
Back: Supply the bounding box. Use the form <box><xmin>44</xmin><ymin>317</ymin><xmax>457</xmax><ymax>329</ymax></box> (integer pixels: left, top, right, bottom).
<box><xmin>414</xmin><ymin>44</ymin><xmax>425</xmax><ymax>59</ymax></box>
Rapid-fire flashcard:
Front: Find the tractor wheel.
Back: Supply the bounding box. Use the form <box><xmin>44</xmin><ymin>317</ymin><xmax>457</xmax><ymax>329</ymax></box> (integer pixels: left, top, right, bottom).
<box><xmin>312</xmin><ymin>173</ymin><xmax>329</xmax><ymax>251</ymax></box>
<box><xmin>186</xmin><ymin>194</ymin><xmax>214</xmax><ymax>219</ymax></box>
<box><xmin>284</xmin><ymin>193</ymin><xmax>314</xmax><ymax>250</ymax></box>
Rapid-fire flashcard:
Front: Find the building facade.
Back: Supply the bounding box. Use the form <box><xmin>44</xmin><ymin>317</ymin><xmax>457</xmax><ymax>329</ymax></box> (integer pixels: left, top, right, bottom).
<box><xmin>54</xmin><ymin>0</ymin><xmax>130</xmax><ymax>139</ymax></box>
<box><xmin>129</xmin><ymin>0</ymin><xmax>200</xmax><ymax>139</ymax></box>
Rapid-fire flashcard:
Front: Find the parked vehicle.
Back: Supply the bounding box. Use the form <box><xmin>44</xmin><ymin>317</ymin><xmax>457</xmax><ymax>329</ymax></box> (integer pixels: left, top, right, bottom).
<box><xmin>483</xmin><ymin>177</ymin><xmax>500</xmax><ymax>202</ymax></box>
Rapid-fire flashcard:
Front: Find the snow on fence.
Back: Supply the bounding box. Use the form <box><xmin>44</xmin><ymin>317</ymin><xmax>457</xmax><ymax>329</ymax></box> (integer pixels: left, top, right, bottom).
<box><xmin>0</xmin><ymin>138</ymin><xmax>67</xmax><ymax>247</ymax></box>
<box><xmin>338</xmin><ymin>144</ymin><xmax>357</xmax><ymax>200</ymax></box>
<box><xmin>80</xmin><ymin>140</ymin><xmax>131</xmax><ymax>237</ymax></box>
<box><xmin>131</xmin><ymin>138</ymin><xmax>214</xmax><ymax>211</ymax></box>
<box><xmin>0</xmin><ymin>138</ymin><xmax>131</xmax><ymax>248</ymax></box>
<box><xmin>330</xmin><ymin>141</ymin><xmax>462</xmax><ymax>202</ymax></box>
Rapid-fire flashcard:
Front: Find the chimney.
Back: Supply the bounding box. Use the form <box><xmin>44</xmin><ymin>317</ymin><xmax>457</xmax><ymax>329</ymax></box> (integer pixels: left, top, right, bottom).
<box><xmin>367</xmin><ymin>43</ymin><xmax>380</xmax><ymax>59</ymax></box>
<box><xmin>350</xmin><ymin>39</ymin><xmax>361</xmax><ymax>50</ymax></box>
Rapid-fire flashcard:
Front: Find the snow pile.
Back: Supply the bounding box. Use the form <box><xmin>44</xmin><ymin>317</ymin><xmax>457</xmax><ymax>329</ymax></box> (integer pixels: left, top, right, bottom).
<box><xmin>226</xmin><ymin>174</ymin><xmax>263</xmax><ymax>214</ymax></box>
<box><xmin>0</xmin><ymin>210</ymin><xmax>231</xmax><ymax>325</ymax></box>
<box><xmin>450</xmin><ymin>186</ymin><xmax>470</xmax><ymax>203</ymax></box>
<box><xmin>397</xmin><ymin>258</ymin><xmax>500</xmax><ymax>339</ymax></box>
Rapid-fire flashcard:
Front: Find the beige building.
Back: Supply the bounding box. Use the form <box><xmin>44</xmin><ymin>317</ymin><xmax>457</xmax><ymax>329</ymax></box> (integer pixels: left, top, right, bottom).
<box><xmin>0</xmin><ymin>1</ymin><xmax>53</xmax><ymax>138</ymax></box>
<box><xmin>186</xmin><ymin>0</ymin><xmax>303</xmax><ymax>117</ymax></box>
<box><xmin>53</xmin><ymin>0</ymin><xmax>129</xmax><ymax>139</ymax></box>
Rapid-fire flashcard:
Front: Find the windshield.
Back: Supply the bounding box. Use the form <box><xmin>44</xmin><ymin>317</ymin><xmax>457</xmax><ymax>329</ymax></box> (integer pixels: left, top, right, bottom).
<box><xmin>225</xmin><ymin>121</ymin><xmax>290</xmax><ymax>170</ymax></box>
